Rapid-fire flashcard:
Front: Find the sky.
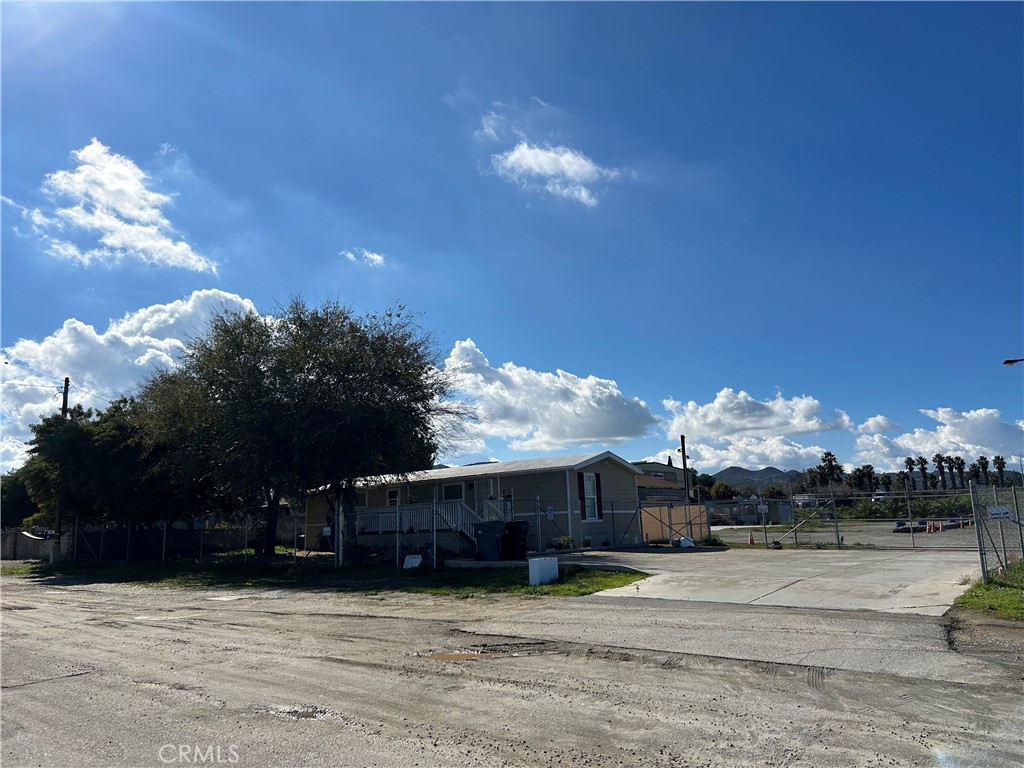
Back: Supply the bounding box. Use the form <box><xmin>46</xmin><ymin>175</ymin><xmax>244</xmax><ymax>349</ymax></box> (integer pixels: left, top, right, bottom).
<box><xmin>2</xmin><ymin>2</ymin><xmax>1022</xmax><ymax>479</ymax></box>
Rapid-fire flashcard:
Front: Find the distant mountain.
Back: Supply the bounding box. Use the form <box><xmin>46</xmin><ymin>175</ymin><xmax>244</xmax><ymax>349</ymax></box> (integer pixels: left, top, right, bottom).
<box><xmin>711</xmin><ymin>466</ymin><xmax>803</xmax><ymax>488</ymax></box>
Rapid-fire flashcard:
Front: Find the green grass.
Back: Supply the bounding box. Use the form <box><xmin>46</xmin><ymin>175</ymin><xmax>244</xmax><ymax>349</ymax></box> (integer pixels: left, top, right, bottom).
<box><xmin>0</xmin><ymin>556</ymin><xmax>645</xmax><ymax>598</ymax></box>
<box><xmin>954</xmin><ymin>558</ymin><xmax>1024</xmax><ymax>621</ymax></box>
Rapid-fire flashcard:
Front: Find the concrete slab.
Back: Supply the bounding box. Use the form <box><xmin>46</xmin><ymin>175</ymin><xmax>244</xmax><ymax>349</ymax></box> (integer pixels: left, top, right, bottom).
<box><xmin>559</xmin><ymin>548</ymin><xmax>980</xmax><ymax>615</ymax></box>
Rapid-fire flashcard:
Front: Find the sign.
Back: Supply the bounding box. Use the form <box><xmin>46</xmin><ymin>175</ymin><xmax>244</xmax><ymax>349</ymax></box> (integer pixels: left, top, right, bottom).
<box><xmin>322</xmin><ymin>526</ymin><xmax>332</xmax><ymax>536</ymax></box>
<box><xmin>987</xmin><ymin>506</ymin><xmax>1012</xmax><ymax>520</ymax></box>
<box><xmin>757</xmin><ymin>504</ymin><xmax>769</xmax><ymax>516</ymax></box>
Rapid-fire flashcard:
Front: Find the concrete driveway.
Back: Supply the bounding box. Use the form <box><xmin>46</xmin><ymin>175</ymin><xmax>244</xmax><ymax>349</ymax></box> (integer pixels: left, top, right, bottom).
<box><xmin>558</xmin><ymin>547</ymin><xmax>981</xmax><ymax>616</ymax></box>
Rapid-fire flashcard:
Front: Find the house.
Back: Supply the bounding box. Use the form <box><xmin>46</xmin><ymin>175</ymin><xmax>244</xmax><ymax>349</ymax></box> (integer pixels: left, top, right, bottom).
<box><xmin>304</xmin><ymin>451</ymin><xmax>644</xmax><ymax>555</ymax></box>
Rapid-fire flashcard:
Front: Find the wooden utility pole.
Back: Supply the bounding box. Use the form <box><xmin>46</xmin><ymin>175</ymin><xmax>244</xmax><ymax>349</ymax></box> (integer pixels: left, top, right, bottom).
<box><xmin>51</xmin><ymin>377</ymin><xmax>70</xmax><ymax>564</ymax></box>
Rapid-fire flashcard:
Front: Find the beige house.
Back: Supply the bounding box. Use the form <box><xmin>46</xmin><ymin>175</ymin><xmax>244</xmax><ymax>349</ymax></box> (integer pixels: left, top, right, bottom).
<box><xmin>305</xmin><ymin>451</ymin><xmax>644</xmax><ymax>555</ymax></box>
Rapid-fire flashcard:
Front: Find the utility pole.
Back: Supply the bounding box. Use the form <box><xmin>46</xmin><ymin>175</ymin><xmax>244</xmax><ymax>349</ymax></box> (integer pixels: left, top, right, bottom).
<box><xmin>51</xmin><ymin>377</ymin><xmax>70</xmax><ymax>564</ymax></box>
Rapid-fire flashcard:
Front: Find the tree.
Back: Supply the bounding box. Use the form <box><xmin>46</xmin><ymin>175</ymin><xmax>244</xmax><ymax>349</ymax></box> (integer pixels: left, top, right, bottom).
<box><xmin>818</xmin><ymin>451</ymin><xmax>844</xmax><ymax>487</ymax></box>
<box><xmin>977</xmin><ymin>455</ymin><xmax>990</xmax><ymax>485</ymax></box>
<box><xmin>945</xmin><ymin>455</ymin><xmax>957</xmax><ymax>490</ymax></box>
<box><xmin>904</xmin><ymin>457</ymin><xmax>917</xmax><ymax>491</ymax></box>
<box><xmin>952</xmin><ymin>456</ymin><xmax>966</xmax><ymax>489</ymax></box>
<box><xmin>916</xmin><ymin>456</ymin><xmax>929</xmax><ymax>492</ymax></box>
<box><xmin>275</xmin><ymin>300</ymin><xmax>467</xmax><ymax>562</ymax></box>
<box><xmin>709</xmin><ymin>482</ymin><xmax>737</xmax><ymax>500</ymax></box>
<box><xmin>24</xmin><ymin>405</ymin><xmax>98</xmax><ymax>534</ymax></box>
<box><xmin>862</xmin><ymin>464</ymin><xmax>875</xmax><ymax>494</ymax></box>
<box><xmin>993</xmin><ymin>455</ymin><xmax>1007</xmax><ymax>486</ymax></box>
<box><xmin>933</xmin><ymin>453</ymin><xmax>947</xmax><ymax>491</ymax></box>
<box><xmin>761</xmin><ymin>486</ymin><xmax>787</xmax><ymax>500</ymax></box>
<box><xmin>1</xmin><ymin>466</ymin><xmax>40</xmax><ymax>528</ymax></box>
<box><xmin>138</xmin><ymin>298</ymin><xmax>468</xmax><ymax>561</ymax></box>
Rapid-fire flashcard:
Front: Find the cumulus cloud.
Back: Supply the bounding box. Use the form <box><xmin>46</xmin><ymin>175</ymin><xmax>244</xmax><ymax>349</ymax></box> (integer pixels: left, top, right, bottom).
<box><xmin>0</xmin><ymin>290</ymin><xmax>257</xmax><ymax>471</ymax></box>
<box><xmin>8</xmin><ymin>138</ymin><xmax>216</xmax><ymax>273</ymax></box>
<box><xmin>852</xmin><ymin>407</ymin><xmax>1023</xmax><ymax>473</ymax></box>
<box><xmin>444</xmin><ymin>338</ymin><xmax>656</xmax><ymax>451</ymax></box>
<box><xmin>341</xmin><ymin>247</ymin><xmax>387</xmax><ymax>268</ymax></box>
<box><xmin>663</xmin><ymin>388</ymin><xmax>852</xmax><ymax>441</ymax></box>
<box><xmin>857</xmin><ymin>415</ymin><xmax>900</xmax><ymax>435</ymax></box>
<box><xmin>491</xmin><ymin>142</ymin><xmax>620</xmax><ymax>207</ymax></box>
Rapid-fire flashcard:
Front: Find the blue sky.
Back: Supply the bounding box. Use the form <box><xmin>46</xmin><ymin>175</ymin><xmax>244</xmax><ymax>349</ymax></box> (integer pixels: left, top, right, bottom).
<box><xmin>2</xmin><ymin>2</ymin><xmax>1022</xmax><ymax>477</ymax></box>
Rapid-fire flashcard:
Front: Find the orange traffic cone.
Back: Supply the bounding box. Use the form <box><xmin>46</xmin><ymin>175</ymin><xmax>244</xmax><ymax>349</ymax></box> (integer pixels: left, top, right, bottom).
<box><xmin>748</xmin><ymin>530</ymin><xmax>755</xmax><ymax>546</ymax></box>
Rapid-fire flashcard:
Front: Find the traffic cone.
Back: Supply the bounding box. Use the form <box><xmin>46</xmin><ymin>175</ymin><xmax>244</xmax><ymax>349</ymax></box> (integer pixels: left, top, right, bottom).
<box><xmin>748</xmin><ymin>530</ymin><xmax>755</xmax><ymax>546</ymax></box>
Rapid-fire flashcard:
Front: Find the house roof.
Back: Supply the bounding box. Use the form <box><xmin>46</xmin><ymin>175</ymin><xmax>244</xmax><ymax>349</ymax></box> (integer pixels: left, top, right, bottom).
<box><xmin>362</xmin><ymin>450</ymin><xmax>642</xmax><ymax>488</ymax></box>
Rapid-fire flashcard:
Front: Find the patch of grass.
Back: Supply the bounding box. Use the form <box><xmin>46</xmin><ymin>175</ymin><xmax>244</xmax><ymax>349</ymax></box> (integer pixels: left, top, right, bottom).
<box><xmin>0</xmin><ymin>561</ymin><xmax>43</xmax><ymax>577</ymax></box>
<box><xmin>402</xmin><ymin>564</ymin><xmax>645</xmax><ymax>598</ymax></box>
<box><xmin>0</xmin><ymin>556</ymin><xmax>646</xmax><ymax>598</ymax></box>
<box><xmin>954</xmin><ymin>558</ymin><xmax>1024</xmax><ymax>621</ymax></box>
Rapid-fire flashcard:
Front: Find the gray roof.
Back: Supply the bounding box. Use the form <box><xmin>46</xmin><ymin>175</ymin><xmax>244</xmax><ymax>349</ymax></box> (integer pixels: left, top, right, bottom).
<box><xmin>370</xmin><ymin>451</ymin><xmax>641</xmax><ymax>487</ymax></box>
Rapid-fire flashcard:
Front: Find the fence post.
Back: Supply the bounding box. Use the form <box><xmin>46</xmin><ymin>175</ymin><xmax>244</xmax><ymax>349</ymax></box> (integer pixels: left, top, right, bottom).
<box><xmin>162</xmin><ymin>520</ymin><xmax>168</xmax><ymax>564</ymax></box>
<box><xmin>906</xmin><ymin>489</ymin><xmax>916</xmax><ymax>549</ymax></box>
<box><xmin>994</xmin><ymin>486</ymin><xmax>1008</xmax><ymax>566</ymax></box>
<box><xmin>432</xmin><ymin>487</ymin><xmax>438</xmax><ymax>569</ymax></box>
<box><xmin>73</xmin><ymin>514</ymin><xmax>79</xmax><ymax>561</ymax></box>
<box><xmin>970</xmin><ymin>482</ymin><xmax>988</xmax><ymax>582</ymax></box>
<box><xmin>1014</xmin><ymin>486</ymin><xmax>1024</xmax><ymax>557</ymax></box>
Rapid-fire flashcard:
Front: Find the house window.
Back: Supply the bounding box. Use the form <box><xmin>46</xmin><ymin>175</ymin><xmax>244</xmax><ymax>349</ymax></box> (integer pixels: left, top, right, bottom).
<box><xmin>577</xmin><ymin>472</ymin><xmax>603</xmax><ymax>520</ymax></box>
<box><xmin>442</xmin><ymin>483</ymin><xmax>463</xmax><ymax>502</ymax></box>
<box><xmin>355</xmin><ymin>492</ymin><xmax>367</xmax><ymax>508</ymax></box>
<box><xmin>583</xmin><ymin>473</ymin><xmax>598</xmax><ymax>519</ymax></box>
<box><xmin>386</xmin><ymin>489</ymin><xmax>399</xmax><ymax>506</ymax></box>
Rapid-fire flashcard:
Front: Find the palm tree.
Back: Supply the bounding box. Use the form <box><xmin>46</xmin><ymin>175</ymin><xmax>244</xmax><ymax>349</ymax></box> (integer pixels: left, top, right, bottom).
<box><xmin>904</xmin><ymin>457</ymin><xmax>917</xmax><ymax>491</ymax></box>
<box><xmin>932</xmin><ymin>453</ymin><xmax>947</xmax><ymax>490</ymax></box>
<box><xmin>952</xmin><ymin>456</ymin><xmax>966</xmax><ymax>489</ymax></box>
<box><xmin>967</xmin><ymin>462</ymin><xmax>980</xmax><ymax>484</ymax></box>
<box><xmin>916</xmin><ymin>456</ymin><xmax>929</xmax><ymax>492</ymax></box>
<box><xmin>862</xmin><ymin>464</ymin><xmax>875</xmax><ymax>494</ymax></box>
<box><xmin>945</xmin><ymin>455</ymin><xmax>957</xmax><ymax>490</ymax></box>
<box><xmin>896</xmin><ymin>470</ymin><xmax>910</xmax><ymax>492</ymax></box>
<box><xmin>993</xmin><ymin>455</ymin><xmax>1007</xmax><ymax>486</ymax></box>
<box><xmin>819</xmin><ymin>451</ymin><xmax>843</xmax><ymax>485</ymax></box>
<box><xmin>977</xmin><ymin>455</ymin><xmax>990</xmax><ymax>485</ymax></box>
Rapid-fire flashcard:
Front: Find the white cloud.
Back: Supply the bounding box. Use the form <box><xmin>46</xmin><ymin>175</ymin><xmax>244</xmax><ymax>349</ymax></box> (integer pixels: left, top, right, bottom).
<box><xmin>0</xmin><ymin>290</ymin><xmax>257</xmax><ymax>471</ymax></box>
<box><xmin>474</xmin><ymin>111</ymin><xmax>505</xmax><ymax>142</ymax></box>
<box><xmin>444</xmin><ymin>339</ymin><xmax>656</xmax><ymax>451</ymax></box>
<box><xmin>857</xmin><ymin>415</ymin><xmax>900</xmax><ymax>435</ymax></box>
<box><xmin>852</xmin><ymin>407</ymin><xmax>1024</xmax><ymax>473</ymax></box>
<box><xmin>663</xmin><ymin>388</ymin><xmax>852</xmax><ymax>441</ymax></box>
<box><xmin>491</xmin><ymin>142</ymin><xmax>620</xmax><ymax>207</ymax></box>
<box><xmin>341</xmin><ymin>247</ymin><xmax>387</xmax><ymax>268</ymax></box>
<box><xmin>10</xmin><ymin>138</ymin><xmax>216</xmax><ymax>273</ymax></box>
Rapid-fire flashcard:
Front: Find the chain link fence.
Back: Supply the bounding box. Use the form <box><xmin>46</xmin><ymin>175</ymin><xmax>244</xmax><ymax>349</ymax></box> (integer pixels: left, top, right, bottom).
<box><xmin>969</xmin><ymin>484</ymin><xmax>1024</xmax><ymax>581</ymax></box>
<box><xmin>712</xmin><ymin>491</ymin><xmax>989</xmax><ymax>550</ymax></box>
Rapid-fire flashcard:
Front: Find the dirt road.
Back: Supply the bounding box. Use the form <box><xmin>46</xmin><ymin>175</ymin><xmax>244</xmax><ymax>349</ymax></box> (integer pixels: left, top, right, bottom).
<box><xmin>2</xmin><ymin>574</ymin><xmax>1021</xmax><ymax>767</ymax></box>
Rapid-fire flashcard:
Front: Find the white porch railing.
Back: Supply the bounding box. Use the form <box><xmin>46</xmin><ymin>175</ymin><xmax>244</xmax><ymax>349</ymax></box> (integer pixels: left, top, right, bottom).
<box><xmin>480</xmin><ymin>500</ymin><xmax>513</xmax><ymax>521</ymax></box>
<box><xmin>355</xmin><ymin>501</ymin><xmax>485</xmax><ymax>544</ymax></box>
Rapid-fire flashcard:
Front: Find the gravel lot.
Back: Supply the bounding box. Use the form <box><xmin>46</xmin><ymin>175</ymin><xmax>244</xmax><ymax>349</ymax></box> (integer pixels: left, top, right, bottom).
<box><xmin>2</xmin><ymin>568</ymin><xmax>1022</xmax><ymax>768</ymax></box>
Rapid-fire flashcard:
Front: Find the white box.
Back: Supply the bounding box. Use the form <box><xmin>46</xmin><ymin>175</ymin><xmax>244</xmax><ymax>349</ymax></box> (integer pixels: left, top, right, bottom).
<box><xmin>528</xmin><ymin>557</ymin><xmax>559</xmax><ymax>586</ymax></box>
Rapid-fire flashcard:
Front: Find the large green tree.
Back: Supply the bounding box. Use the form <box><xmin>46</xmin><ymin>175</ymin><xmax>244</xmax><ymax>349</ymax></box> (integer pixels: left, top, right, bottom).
<box><xmin>138</xmin><ymin>298</ymin><xmax>467</xmax><ymax>561</ymax></box>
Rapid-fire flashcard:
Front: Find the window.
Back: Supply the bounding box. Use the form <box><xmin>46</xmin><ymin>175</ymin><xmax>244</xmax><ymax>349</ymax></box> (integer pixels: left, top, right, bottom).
<box><xmin>386</xmin><ymin>489</ymin><xmax>399</xmax><ymax>507</ymax></box>
<box><xmin>577</xmin><ymin>472</ymin><xmax>603</xmax><ymax>520</ymax></box>
<box><xmin>442</xmin><ymin>483</ymin><xmax>464</xmax><ymax>502</ymax></box>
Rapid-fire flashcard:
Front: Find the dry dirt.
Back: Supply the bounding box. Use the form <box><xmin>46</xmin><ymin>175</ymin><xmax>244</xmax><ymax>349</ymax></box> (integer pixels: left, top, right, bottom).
<box><xmin>1</xmin><ymin>574</ymin><xmax>1021</xmax><ymax>768</ymax></box>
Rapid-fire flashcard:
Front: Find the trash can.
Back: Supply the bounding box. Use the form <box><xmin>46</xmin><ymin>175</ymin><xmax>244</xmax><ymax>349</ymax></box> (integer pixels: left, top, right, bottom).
<box><xmin>474</xmin><ymin>521</ymin><xmax>505</xmax><ymax>561</ymax></box>
<box><xmin>501</xmin><ymin>520</ymin><xmax>530</xmax><ymax>560</ymax></box>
